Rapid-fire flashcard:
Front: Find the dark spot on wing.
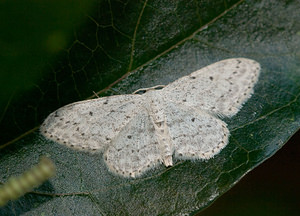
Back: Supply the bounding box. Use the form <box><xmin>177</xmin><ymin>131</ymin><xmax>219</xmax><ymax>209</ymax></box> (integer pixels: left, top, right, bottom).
<box><xmin>89</xmin><ymin>111</ymin><xmax>93</xmax><ymax>116</ymax></box>
<box><xmin>209</xmin><ymin>76</ymin><xmax>213</xmax><ymax>81</ymax></box>
<box><xmin>156</xmin><ymin>122</ymin><xmax>163</xmax><ymax>127</ymax></box>
<box><xmin>127</xmin><ymin>135</ymin><xmax>132</xmax><ymax>139</ymax></box>
<box><xmin>191</xmin><ymin>118</ymin><xmax>195</xmax><ymax>122</ymax></box>
<box><xmin>190</xmin><ymin>76</ymin><xmax>196</xmax><ymax>79</ymax></box>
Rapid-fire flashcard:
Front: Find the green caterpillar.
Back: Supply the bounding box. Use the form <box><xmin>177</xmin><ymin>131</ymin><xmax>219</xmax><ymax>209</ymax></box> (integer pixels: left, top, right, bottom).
<box><xmin>0</xmin><ymin>157</ymin><xmax>56</xmax><ymax>207</ymax></box>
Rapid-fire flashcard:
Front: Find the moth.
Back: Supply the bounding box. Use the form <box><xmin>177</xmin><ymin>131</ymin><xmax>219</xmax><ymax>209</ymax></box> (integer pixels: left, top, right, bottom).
<box><xmin>41</xmin><ymin>58</ymin><xmax>260</xmax><ymax>177</ymax></box>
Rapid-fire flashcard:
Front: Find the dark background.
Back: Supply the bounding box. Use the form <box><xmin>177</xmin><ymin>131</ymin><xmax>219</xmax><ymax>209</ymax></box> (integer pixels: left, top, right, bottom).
<box><xmin>199</xmin><ymin>129</ymin><xmax>300</xmax><ymax>216</ymax></box>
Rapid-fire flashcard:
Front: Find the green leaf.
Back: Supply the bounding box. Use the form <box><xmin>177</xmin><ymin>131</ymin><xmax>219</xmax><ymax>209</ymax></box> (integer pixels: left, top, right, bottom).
<box><xmin>0</xmin><ymin>0</ymin><xmax>97</xmax><ymax>144</ymax></box>
<box><xmin>1</xmin><ymin>0</ymin><xmax>300</xmax><ymax>215</ymax></box>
